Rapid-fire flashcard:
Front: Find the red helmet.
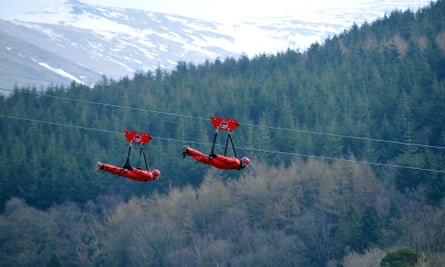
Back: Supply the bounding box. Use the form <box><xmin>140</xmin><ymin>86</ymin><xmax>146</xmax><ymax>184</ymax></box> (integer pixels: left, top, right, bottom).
<box><xmin>241</xmin><ymin>156</ymin><xmax>250</xmax><ymax>166</ymax></box>
<box><xmin>152</xmin><ymin>169</ymin><xmax>161</xmax><ymax>178</ymax></box>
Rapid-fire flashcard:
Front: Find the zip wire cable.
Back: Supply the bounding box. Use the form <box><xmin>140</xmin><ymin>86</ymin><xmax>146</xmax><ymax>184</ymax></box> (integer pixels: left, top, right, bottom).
<box><xmin>1</xmin><ymin>86</ymin><xmax>444</xmax><ymax>151</ymax></box>
<box><xmin>1</xmin><ymin>113</ymin><xmax>444</xmax><ymax>174</ymax></box>
<box><xmin>239</xmin><ymin>122</ymin><xmax>445</xmax><ymax>150</ymax></box>
<box><xmin>0</xmin><ymin>87</ymin><xmax>208</xmax><ymax>122</ymax></box>
<box><xmin>0</xmin><ymin>114</ymin><xmax>122</xmax><ymax>135</ymax></box>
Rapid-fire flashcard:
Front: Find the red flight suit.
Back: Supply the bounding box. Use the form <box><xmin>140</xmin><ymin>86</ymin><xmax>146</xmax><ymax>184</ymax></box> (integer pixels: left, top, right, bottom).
<box><xmin>97</xmin><ymin>162</ymin><xmax>160</xmax><ymax>182</ymax></box>
<box><xmin>183</xmin><ymin>146</ymin><xmax>249</xmax><ymax>170</ymax></box>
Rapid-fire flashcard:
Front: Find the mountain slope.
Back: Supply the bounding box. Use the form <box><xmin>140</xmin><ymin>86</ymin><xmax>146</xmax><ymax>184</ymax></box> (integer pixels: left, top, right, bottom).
<box><xmin>0</xmin><ymin>21</ymin><xmax>101</xmax><ymax>89</ymax></box>
<box><xmin>0</xmin><ymin>0</ymin><xmax>435</xmax><ymax>90</ymax></box>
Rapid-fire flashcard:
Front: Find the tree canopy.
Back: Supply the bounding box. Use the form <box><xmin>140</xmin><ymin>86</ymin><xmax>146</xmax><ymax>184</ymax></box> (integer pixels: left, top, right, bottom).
<box><xmin>0</xmin><ymin>1</ymin><xmax>445</xmax><ymax>266</ymax></box>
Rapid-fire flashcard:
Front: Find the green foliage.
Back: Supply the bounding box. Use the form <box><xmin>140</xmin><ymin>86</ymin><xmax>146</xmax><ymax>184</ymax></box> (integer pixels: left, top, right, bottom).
<box><xmin>1</xmin><ymin>2</ymin><xmax>445</xmax><ymax>265</ymax></box>
<box><xmin>2</xmin><ymin>0</ymin><xmax>445</xmax><ymax>209</ymax></box>
<box><xmin>362</xmin><ymin>206</ymin><xmax>382</xmax><ymax>246</ymax></box>
<box><xmin>47</xmin><ymin>253</ymin><xmax>63</xmax><ymax>267</ymax></box>
<box><xmin>381</xmin><ymin>247</ymin><xmax>421</xmax><ymax>267</ymax></box>
<box><xmin>0</xmin><ymin>160</ymin><xmax>444</xmax><ymax>266</ymax></box>
<box><xmin>337</xmin><ymin>204</ymin><xmax>366</xmax><ymax>254</ymax></box>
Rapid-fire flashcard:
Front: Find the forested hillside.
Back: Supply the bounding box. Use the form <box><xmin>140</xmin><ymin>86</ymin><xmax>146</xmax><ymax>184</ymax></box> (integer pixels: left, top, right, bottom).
<box><xmin>0</xmin><ymin>1</ymin><xmax>445</xmax><ymax>266</ymax></box>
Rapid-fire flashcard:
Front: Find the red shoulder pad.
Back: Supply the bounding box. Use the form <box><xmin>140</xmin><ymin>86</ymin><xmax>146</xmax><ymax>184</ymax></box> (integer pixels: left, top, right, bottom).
<box><xmin>210</xmin><ymin>116</ymin><xmax>239</xmax><ymax>131</ymax></box>
<box><xmin>124</xmin><ymin>130</ymin><xmax>152</xmax><ymax>144</ymax></box>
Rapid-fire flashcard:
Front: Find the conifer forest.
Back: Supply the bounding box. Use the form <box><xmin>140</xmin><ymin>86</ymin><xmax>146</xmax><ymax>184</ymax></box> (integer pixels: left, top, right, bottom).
<box><xmin>1</xmin><ymin>1</ymin><xmax>445</xmax><ymax>266</ymax></box>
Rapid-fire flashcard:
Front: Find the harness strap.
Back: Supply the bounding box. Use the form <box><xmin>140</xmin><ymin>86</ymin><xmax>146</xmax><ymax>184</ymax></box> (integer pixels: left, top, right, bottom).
<box><xmin>209</xmin><ymin>129</ymin><xmax>218</xmax><ymax>158</ymax></box>
<box><xmin>224</xmin><ymin>131</ymin><xmax>237</xmax><ymax>158</ymax></box>
<box><xmin>123</xmin><ymin>143</ymin><xmax>132</xmax><ymax>169</ymax></box>
<box><xmin>136</xmin><ymin>145</ymin><xmax>149</xmax><ymax>170</ymax></box>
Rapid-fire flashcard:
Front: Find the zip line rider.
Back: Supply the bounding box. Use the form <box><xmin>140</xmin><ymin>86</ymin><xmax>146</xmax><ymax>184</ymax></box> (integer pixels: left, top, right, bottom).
<box><xmin>96</xmin><ymin>130</ymin><xmax>160</xmax><ymax>182</ymax></box>
<box><xmin>182</xmin><ymin>116</ymin><xmax>250</xmax><ymax>170</ymax></box>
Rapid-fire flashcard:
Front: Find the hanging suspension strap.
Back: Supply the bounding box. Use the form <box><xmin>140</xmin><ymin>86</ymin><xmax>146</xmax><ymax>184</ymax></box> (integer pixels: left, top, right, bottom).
<box><xmin>224</xmin><ymin>130</ymin><xmax>238</xmax><ymax>158</ymax></box>
<box><xmin>209</xmin><ymin>129</ymin><xmax>218</xmax><ymax>159</ymax></box>
<box><xmin>123</xmin><ymin>143</ymin><xmax>133</xmax><ymax>169</ymax></box>
<box><xmin>136</xmin><ymin>144</ymin><xmax>149</xmax><ymax>170</ymax></box>
<box><xmin>123</xmin><ymin>130</ymin><xmax>152</xmax><ymax>169</ymax></box>
<box><xmin>209</xmin><ymin>116</ymin><xmax>240</xmax><ymax>159</ymax></box>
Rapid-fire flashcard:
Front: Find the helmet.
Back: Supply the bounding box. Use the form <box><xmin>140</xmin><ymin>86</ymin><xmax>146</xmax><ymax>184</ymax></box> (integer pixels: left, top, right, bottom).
<box><xmin>241</xmin><ymin>156</ymin><xmax>250</xmax><ymax>166</ymax></box>
<box><xmin>152</xmin><ymin>169</ymin><xmax>161</xmax><ymax>178</ymax></box>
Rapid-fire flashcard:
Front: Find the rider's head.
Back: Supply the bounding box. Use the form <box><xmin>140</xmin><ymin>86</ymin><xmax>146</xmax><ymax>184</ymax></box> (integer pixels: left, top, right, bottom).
<box><xmin>152</xmin><ymin>169</ymin><xmax>161</xmax><ymax>179</ymax></box>
<box><xmin>241</xmin><ymin>156</ymin><xmax>250</xmax><ymax>168</ymax></box>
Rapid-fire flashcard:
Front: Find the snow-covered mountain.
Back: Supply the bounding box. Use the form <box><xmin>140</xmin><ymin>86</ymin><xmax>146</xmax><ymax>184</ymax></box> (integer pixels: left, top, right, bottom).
<box><xmin>0</xmin><ymin>0</ymin><xmax>434</xmax><ymax>90</ymax></box>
